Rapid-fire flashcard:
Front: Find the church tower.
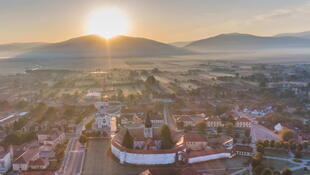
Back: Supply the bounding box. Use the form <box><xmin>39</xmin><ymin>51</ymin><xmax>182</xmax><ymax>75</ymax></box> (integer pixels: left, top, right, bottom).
<box><xmin>144</xmin><ymin>112</ymin><xmax>153</xmax><ymax>138</ymax></box>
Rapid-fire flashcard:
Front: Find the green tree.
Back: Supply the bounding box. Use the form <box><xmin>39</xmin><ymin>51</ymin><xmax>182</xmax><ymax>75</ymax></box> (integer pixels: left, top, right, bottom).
<box><xmin>261</xmin><ymin>168</ymin><xmax>273</xmax><ymax>175</ymax></box>
<box><xmin>176</xmin><ymin>121</ymin><xmax>184</xmax><ymax>129</ymax></box>
<box><xmin>303</xmin><ymin>141</ymin><xmax>308</xmax><ymax>150</ymax></box>
<box><xmin>160</xmin><ymin>124</ymin><xmax>173</xmax><ymax>149</ymax></box>
<box><xmin>79</xmin><ymin>135</ymin><xmax>87</xmax><ymax>144</ymax></box>
<box><xmin>251</xmin><ymin>153</ymin><xmax>263</xmax><ymax>168</ymax></box>
<box><xmin>245</xmin><ymin>128</ymin><xmax>251</xmax><ymax>138</ymax></box>
<box><xmin>256</xmin><ymin>144</ymin><xmax>265</xmax><ymax>153</ymax></box>
<box><xmin>281</xmin><ymin>168</ymin><xmax>292</xmax><ymax>175</ymax></box>
<box><xmin>122</xmin><ymin>129</ymin><xmax>133</xmax><ymax>149</ymax></box>
<box><xmin>196</xmin><ymin>121</ymin><xmax>206</xmax><ymax>133</ymax></box>
<box><xmin>85</xmin><ymin>119</ymin><xmax>95</xmax><ymax>130</ymax></box>
<box><xmin>280</xmin><ymin>128</ymin><xmax>296</xmax><ymax>141</ymax></box>
<box><xmin>214</xmin><ymin>105</ymin><xmax>229</xmax><ymax>115</ymax></box>
<box><xmin>225</xmin><ymin>122</ymin><xmax>234</xmax><ymax>135</ymax></box>
<box><xmin>217</xmin><ymin>127</ymin><xmax>222</xmax><ymax>133</ymax></box>
<box><xmin>294</xmin><ymin>151</ymin><xmax>302</xmax><ymax>158</ymax></box>
<box><xmin>253</xmin><ymin>165</ymin><xmax>263</xmax><ymax>174</ymax></box>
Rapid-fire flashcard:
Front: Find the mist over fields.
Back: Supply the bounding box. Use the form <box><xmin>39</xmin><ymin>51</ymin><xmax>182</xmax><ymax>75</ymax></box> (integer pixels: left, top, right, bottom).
<box><xmin>1</xmin><ymin>32</ymin><xmax>310</xmax><ymax>74</ymax></box>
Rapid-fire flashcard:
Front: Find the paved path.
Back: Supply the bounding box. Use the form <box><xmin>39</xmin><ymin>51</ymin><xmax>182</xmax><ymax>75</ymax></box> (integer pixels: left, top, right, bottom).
<box><xmin>163</xmin><ymin>103</ymin><xmax>177</xmax><ymax>131</ymax></box>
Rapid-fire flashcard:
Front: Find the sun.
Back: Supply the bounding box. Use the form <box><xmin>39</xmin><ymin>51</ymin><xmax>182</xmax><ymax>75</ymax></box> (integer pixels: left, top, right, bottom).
<box><xmin>86</xmin><ymin>8</ymin><xmax>129</xmax><ymax>39</ymax></box>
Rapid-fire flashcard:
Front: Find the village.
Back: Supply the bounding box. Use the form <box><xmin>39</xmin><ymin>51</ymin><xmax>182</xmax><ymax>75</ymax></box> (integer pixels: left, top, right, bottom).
<box><xmin>0</xmin><ymin>62</ymin><xmax>309</xmax><ymax>175</ymax></box>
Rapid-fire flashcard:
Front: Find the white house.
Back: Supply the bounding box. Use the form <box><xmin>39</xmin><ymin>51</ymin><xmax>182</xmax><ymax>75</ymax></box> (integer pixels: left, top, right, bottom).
<box><xmin>274</xmin><ymin>123</ymin><xmax>283</xmax><ymax>132</ymax></box>
<box><xmin>13</xmin><ymin>149</ymin><xmax>40</xmax><ymax>171</ymax></box>
<box><xmin>0</xmin><ymin>151</ymin><xmax>11</xmax><ymax>174</ymax></box>
<box><xmin>37</xmin><ymin>130</ymin><xmax>65</xmax><ymax>148</ymax></box>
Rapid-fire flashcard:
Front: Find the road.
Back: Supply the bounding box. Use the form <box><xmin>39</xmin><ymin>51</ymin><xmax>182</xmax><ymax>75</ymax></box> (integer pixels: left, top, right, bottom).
<box><xmin>163</xmin><ymin>103</ymin><xmax>177</xmax><ymax>131</ymax></box>
<box><xmin>59</xmin><ymin>114</ymin><xmax>95</xmax><ymax>175</ymax></box>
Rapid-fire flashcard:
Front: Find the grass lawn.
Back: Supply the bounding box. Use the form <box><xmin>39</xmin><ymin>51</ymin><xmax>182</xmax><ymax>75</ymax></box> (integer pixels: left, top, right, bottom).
<box><xmin>264</xmin><ymin>149</ymin><xmax>290</xmax><ymax>158</ymax></box>
<box><xmin>302</xmin><ymin>152</ymin><xmax>310</xmax><ymax>160</ymax></box>
<box><xmin>262</xmin><ymin>159</ymin><xmax>297</xmax><ymax>171</ymax></box>
<box><xmin>293</xmin><ymin>168</ymin><xmax>310</xmax><ymax>175</ymax></box>
<box><xmin>192</xmin><ymin>156</ymin><xmax>250</xmax><ymax>175</ymax></box>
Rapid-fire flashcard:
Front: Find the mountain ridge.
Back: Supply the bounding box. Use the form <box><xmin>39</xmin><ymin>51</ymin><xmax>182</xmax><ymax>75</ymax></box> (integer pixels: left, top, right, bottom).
<box><xmin>185</xmin><ymin>33</ymin><xmax>310</xmax><ymax>51</ymax></box>
<box><xmin>14</xmin><ymin>35</ymin><xmax>192</xmax><ymax>59</ymax></box>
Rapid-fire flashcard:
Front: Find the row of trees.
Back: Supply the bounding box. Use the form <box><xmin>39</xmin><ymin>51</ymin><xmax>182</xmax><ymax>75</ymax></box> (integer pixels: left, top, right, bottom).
<box><xmin>251</xmin><ymin>153</ymin><xmax>292</xmax><ymax>175</ymax></box>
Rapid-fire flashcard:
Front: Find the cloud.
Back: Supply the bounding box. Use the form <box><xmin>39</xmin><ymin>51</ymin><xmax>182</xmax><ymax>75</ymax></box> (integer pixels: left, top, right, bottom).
<box><xmin>252</xmin><ymin>2</ymin><xmax>310</xmax><ymax>22</ymax></box>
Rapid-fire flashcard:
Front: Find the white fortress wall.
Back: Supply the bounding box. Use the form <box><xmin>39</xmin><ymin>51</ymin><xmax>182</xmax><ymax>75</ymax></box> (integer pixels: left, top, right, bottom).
<box><xmin>188</xmin><ymin>152</ymin><xmax>231</xmax><ymax>164</ymax></box>
<box><xmin>111</xmin><ymin>144</ymin><xmax>176</xmax><ymax>165</ymax></box>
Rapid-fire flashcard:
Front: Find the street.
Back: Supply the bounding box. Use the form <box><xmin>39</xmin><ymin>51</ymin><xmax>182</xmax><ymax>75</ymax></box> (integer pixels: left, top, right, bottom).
<box><xmin>163</xmin><ymin>103</ymin><xmax>177</xmax><ymax>131</ymax></box>
<box><xmin>59</xmin><ymin>114</ymin><xmax>95</xmax><ymax>175</ymax></box>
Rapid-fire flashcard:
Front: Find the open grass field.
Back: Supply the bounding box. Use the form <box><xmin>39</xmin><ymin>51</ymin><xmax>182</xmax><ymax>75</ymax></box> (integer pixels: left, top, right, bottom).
<box><xmin>293</xmin><ymin>168</ymin><xmax>310</xmax><ymax>175</ymax></box>
<box><xmin>302</xmin><ymin>152</ymin><xmax>310</xmax><ymax>160</ymax></box>
<box><xmin>264</xmin><ymin>149</ymin><xmax>290</xmax><ymax>158</ymax></box>
<box><xmin>262</xmin><ymin>159</ymin><xmax>297</xmax><ymax>171</ymax></box>
<box><xmin>192</xmin><ymin>156</ymin><xmax>250</xmax><ymax>175</ymax></box>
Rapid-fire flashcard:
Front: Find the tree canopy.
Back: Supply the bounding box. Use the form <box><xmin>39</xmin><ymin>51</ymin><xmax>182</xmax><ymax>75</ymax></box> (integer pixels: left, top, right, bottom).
<box><xmin>160</xmin><ymin>124</ymin><xmax>173</xmax><ymax>149</ymax></box>
<box><xmin>122</xmin><ymin>129</ymin><xmax>133</xmax><ymax>149</ymax></box>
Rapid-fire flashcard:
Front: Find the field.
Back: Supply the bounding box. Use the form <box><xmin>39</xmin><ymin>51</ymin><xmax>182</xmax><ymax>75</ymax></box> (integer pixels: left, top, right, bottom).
<box><xmin>192</xmin><ymin>156</ymin><xmax>250</xmax><ymax>175</ymax></box>
<box><xmin>264</xmin><ymin>149</ymin><xmax>290</xmax><ymax>158</ymax></box>
<box><xmin>302</xmin><ymin>152</ymin><xmax>310</xmax><ymax>160</ymax></box>
<box><xmin>261</xmin><ymin>159</ymin><xmax>297</xmax><ymax>171</ymax></box>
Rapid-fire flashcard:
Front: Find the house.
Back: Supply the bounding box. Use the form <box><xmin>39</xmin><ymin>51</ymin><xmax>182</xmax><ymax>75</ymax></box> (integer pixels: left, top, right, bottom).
<box><xmin>39</xmin><ymin>145</ymin><xmax>55</xmax><ymax>159</ymax></box>
<box><xmin>37</xmin><ymin>130</ymin><xmax>65</xmax><ymax>147</ymax></box>
<box><xmin>205</xmin><ymin>116</ymin><xmax>223</xmax><ymax>128</ymax></box>
<box><xmin>13</xmin><ymin>148</ymin><xmax>40</xmax><ymax>171</ymax></box>
<box><xmin>174</xmin><ymin>115</ymin><xmax>195</xmax><ymax>127</ymax></box>
<box><xmin>147</xmin><ymin>112</ymin><xmax>164</xmax><ymax>125</ymax></box>
<box><xmin>235</xmin><ymin>117</ymin><xmax>251</xmax><ymax>128</ymax></box>
<box><xmin>233</xmin><ymin>145</ymin><xmax>253</xmax><ymax>156</ymax></box>
<box><xmin>29</xmin><ymin>158</ymin><xmax>49</xmax><ymax>170</ymax></box>
<box><xmin>0</xmin><ymin>150</ymin><xmax>11</xmax><ymax>174</ymax></box>
<box><xmin>183</xmin><ymin>133</ymin><xmax>207</xmax><ymax>151</ymax></box>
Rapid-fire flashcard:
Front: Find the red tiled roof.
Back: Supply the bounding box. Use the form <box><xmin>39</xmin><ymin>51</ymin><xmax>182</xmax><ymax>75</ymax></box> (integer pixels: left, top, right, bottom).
<box><xmin>184</xmin><ymin>148</ymin><xmax>229</xmax><ymax>158</ymax></box>
<box><xmin>233</xmin><ymin>145</ymin><xmax>253</xmax><ymax>152</ymax></box>
<box><xmin>183</xmin><ymin>133</ymin><xmax>206</xmax><ymax>142</ymax></box>
<box><xmin>29</xmin><ymin>158</ymin><xmax>48</xmax><ymax>166</ymax></box>
<box><xmin>14</xmin><ymin>156</ymin><xmax>27</xmax><ymax>164</ymax></box>
<box><xmin>14</xmin><ymin>148</ymin><xmax>40</xmax><ymax>164</ymax></box>
<box><xmin>175</xmin><ymin>115</ymin><xmax>194</xmax><ymax>122</ymax></box>
<box><xmin>235</xmin><ymin>117</ymin><xmax>251</xmax><ymax>122</ymax></box>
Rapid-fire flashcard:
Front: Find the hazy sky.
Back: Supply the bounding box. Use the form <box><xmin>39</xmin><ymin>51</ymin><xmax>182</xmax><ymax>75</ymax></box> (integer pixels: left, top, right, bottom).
<box><xmin>1</xmin><ymin>0</ymin><xmax>310</xmax><ymax>44</ymax></box>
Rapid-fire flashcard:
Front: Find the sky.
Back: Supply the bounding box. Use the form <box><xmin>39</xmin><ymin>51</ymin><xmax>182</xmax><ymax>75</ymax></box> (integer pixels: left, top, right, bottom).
<box><xmin>1</xmin><ymin>0</ymin><xmax>310</xmax><ymax>44</ymax></box>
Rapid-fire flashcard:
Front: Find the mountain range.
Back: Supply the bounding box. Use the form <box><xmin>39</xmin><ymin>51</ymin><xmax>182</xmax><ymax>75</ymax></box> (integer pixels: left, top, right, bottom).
<box><xmin>275</xmin><ymin>31</ymin><xmax>310</xmax><ymax>39</ymax></box>
<box><xmin>13</xmin><ymin>35</ymin><xmax>191</xmax><ymax>59</ymax></box>
<box><xmin>185</xmin><ymin>33</ymin><xmax>310</xmax><ymax>52</ymax></box>
<box><xmin>2</xmin><ymin>30</ymin><xmax>310</xmax><ymax>59</ymax></box>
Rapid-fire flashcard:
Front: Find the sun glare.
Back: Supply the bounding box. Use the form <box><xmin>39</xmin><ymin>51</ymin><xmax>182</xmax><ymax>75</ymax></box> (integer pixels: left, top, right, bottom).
<box><xmin>86</xmin><ymin>8</ymin><xmax>129</xmax><ymax>39</ymax></box>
